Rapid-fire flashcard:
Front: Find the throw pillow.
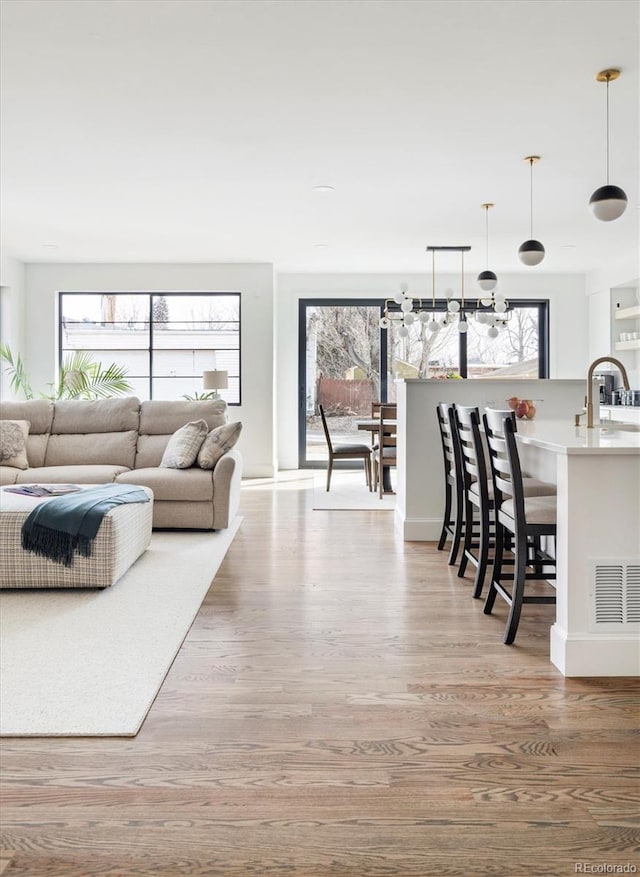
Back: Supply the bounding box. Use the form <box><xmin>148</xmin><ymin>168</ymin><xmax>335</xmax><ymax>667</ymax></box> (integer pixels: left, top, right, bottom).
<box><xmin>0</xmin><ymin>419</ymin><xmax>30</xmax><ymax>469</ymax></box>
<box><xmin>197</xmin><ymin>421</ymin><xmax>242</xmax><ymax>470</ymax></box>
<box><xmin>160</xmin><ymin>419</ymin><xmax>209</xmax><ymax>469</ymax></box>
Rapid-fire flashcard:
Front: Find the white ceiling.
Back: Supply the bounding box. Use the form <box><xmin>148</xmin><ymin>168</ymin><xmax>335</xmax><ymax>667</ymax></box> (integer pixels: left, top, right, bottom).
<box><xmin>1</xmin><ymin>0</ymin><xmax>638</xmax><ymax>276</ymax></box>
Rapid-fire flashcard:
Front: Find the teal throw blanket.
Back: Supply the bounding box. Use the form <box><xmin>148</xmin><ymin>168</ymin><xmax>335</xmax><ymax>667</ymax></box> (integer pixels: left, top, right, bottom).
<box><xmin>22</xmin><ymin>484</ymin><xmax>150</xmax><ymax>567</ymax></box>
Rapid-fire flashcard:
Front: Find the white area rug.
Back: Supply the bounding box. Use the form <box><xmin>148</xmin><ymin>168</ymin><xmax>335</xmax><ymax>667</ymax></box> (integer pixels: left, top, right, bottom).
<box><xmin>312</xmin><ymin>471</ymin><xmax>395</xmax><ymax>510</ymax></box>
<box><xmin>0</xmin><ymin>517</ymin><xmax>242</xmax><ymax>737</ymax></box>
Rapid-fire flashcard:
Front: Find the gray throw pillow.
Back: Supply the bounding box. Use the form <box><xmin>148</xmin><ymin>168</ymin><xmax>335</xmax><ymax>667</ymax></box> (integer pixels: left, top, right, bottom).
<box><xmin>197</xmin><ymin>422</ymin><xmax>242</xmax><ymax>470</ymax></box>
<box><xmin>0</xmin><ymin>419</ymin><xmax>30</xmax><ymax>469</ymax></box>
<box><xmin>160</xmin><ymin>419</ymin><xmax>209</xmax><ymax>469</ymax></box>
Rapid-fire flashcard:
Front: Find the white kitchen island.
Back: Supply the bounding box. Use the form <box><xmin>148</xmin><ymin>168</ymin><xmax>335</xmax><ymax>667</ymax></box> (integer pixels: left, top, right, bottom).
<box><xmin>395</xmin><ymin>379</ymin><xmax>639</xmax><ymax>677</ymax></box>
<box><xmin>514</xmin><ymin>420</ymin><xmax>640</xmax><ymax>677</ymax></box>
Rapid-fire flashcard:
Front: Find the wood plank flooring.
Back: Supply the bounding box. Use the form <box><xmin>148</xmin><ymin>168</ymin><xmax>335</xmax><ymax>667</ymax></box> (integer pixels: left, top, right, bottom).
<box><xmin>1</xmin><ymin>473</ymin><xmax>638</xmax><ymax>876</ymax></box>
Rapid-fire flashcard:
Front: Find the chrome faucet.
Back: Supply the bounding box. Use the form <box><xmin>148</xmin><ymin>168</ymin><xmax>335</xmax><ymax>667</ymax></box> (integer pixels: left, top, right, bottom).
<box><xmin>586</xmin><ymin>356</ymin><xmax>630</xmax><ymax>428</ymax></box>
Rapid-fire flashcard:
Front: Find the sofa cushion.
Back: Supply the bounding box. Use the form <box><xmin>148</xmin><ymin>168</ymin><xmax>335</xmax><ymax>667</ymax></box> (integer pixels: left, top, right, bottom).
<box><xmin>160</xmin><ymin>420</ymin><xmax>209</xmax><ymax>469</ymax></box>
<box><xmin>139</xmin><ymin>399</ymin><xmax>227</xmax><ymax>436</ymax></box>
<box><xmin>0</xmin><ymin>400</ymin><xmax>54</xmax><ymax>434</ymax></box>
<box><xmin>15</xmin><ymin>465</ymin><xmax>129</xmax><ymax>484</ymax></box>
<box><xmin>0</xmin><ymin>400</ymin><xmax>55</xmax><ymax>468</ymax></box>
<box><xmin>44</xmin><ymin>431</ymin><xmax>138</xmax><ymax>468</ymax></box>
<box><xmin>116</xmin><ymin>466</ymin><xmax>214</xmax><ymax>501</ymax></box>
<box><xmin>50</xmin><ymin>397</ymin><xmax>141</xmax><ymax>434</ymax></box>
<box><xmin>0</xmin><ymin>420</ymin><xmax>30</xmax><ymax>469</ymax></box>
<box><xmin>0</xmin><ymin>466</ymin><xmax>20</xmax><ymax>486</ymax></box>
<box><xmin>197</xmin><ymin>421</ymin><xmax>242</xmax><ymax>470</ymax></box>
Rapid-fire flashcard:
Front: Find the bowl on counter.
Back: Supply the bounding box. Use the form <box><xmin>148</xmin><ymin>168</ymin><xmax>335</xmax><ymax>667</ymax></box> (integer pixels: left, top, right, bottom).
<box><xmin>505</xmin><ymin>397</ymin><xmax>542</xmax><ymax>420</ymax></box>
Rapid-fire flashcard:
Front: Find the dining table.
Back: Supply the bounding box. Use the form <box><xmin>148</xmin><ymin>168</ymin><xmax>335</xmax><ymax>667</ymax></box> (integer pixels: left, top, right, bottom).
<box><xmin>356</xmin><ymin>418</ymin><xmax>397</xmax><ymax>494</ymax></box>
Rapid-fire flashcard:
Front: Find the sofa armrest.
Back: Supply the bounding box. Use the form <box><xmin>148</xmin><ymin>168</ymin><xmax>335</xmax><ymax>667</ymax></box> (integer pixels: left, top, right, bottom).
<box><xmin>212</xmin><ymin>447</ymin><xmax>243</xmax><ymax>529</ymax></box>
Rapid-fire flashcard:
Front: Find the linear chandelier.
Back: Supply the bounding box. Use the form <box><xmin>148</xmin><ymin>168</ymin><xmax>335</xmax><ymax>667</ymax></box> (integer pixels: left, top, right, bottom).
<box><xmin>379</xmin><ymin>245</ymin><xmax>511</xmax><ymax>338</ymax></box>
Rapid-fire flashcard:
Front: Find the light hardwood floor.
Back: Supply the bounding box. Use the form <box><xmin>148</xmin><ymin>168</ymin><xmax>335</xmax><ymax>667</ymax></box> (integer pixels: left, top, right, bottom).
<box><xmin>1</xmin><ymin>473</ymin><xmax>638</xmax><ymax>876</ymax></box>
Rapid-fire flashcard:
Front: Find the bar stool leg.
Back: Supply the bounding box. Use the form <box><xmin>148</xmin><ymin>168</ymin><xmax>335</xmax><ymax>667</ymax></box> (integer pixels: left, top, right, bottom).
<box><xmin>472</xmin><ymin>502</ymin><xmax>491</xmax><ymax>599</ymax></box>
<box><xmin>504</xmin><ymin>530</ymin><xmax>528</xmax><ymax>645</ymax></box>
<box><xmin>484</xmin><ymin>522</ymin><xmax>504</xmax><ymax>615</ymax></box>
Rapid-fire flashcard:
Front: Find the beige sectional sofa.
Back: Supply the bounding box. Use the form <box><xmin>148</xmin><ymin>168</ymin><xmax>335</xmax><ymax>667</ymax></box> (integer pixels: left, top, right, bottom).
<box><xmin>0</xmin><ymin>397</ymin><xmax>242</xmax><ymax>530</ymax></box>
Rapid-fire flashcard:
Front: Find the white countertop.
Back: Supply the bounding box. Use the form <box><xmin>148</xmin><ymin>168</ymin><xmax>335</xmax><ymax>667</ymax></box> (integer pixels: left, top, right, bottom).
<box><xmin>514</xmin><ymin>418</ymin><xmax>640</xmax><ymax>455</ymax></box>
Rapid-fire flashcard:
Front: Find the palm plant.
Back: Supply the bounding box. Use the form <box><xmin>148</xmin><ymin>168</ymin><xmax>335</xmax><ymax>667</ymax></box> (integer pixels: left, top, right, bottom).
<box><xmin>1</xmin><ymin>343</ymin><xmax>132</xmax><ymax>400</ymax></box>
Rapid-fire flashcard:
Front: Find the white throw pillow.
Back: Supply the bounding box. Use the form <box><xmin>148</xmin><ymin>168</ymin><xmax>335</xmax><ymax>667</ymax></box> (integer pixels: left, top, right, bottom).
<box><xmin>0</xmin><ymin>419</ymin><xmax>30</xmax><ymax>469</ymax></box>
<box><xmin>197</xmin><ymin>422</ymin><xmax>242</xmax><ymax>470</ymax></box>
<box><xmin>160</xmin><ymin>419</ymin><xmax>209</xmax><ymax>469</ymax></box>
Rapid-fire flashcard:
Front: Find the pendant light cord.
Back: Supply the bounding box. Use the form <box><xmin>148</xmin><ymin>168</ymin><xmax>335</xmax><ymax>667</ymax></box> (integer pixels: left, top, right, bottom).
<box><xmin>606</xmin><ymin>76</ymin><xmax>610</xmax><ymax>185</ymax></box>
<box><xmin>461</xmin><ymin>250</ymin><xmax>465</xmax><ymax>308</ymax></box>
<box><xmin>485</xmin><ymin>206</ymin><xmax>489</xmax><ymax>267</ymax></box>
<box><xmin>529</xmin><ymin>158</ymin><xmax>534</xmax><ymax>239</ymax></box>
<box><xmin>431</xmin><ymin>250</ymin><xmax>436</xmax><ymax>307</ymax></box>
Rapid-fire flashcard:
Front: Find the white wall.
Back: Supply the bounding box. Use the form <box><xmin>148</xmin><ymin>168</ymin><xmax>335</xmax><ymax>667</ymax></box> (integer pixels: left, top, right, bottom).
<box><xmin>276</xmin><ymin>271</ymin><xmax>589</xmax><ymax>469</ymax></box>
<box><xmin>0</xmin><ymin>254</ymin><xmax>26</xmax><ymax>401</ymax></box>
<box><xmin>19</xmin><ymin>262</ymin><xmax>276</xmax><ymax>478</ymax></box>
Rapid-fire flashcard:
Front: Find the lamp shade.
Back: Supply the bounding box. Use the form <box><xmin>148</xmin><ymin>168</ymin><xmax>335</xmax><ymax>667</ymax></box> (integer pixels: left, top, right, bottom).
<box><xmin>203</xmin><ymin>370</ymin><xmax>228</xmax><ymax>391</ymax></box>
<box><xmin>518</xmin><ymin>239</ymin><xmax>545</xmax><ymax>266</ymax></box>
<box><xmin>589</xmin><ymin>184</ymin><xmax>628</xmax><ymax>221</ymax></box>
<box><xmin>477</xmin><ymin>270</ymin><xmax>497</xmax><ymax>292</ymax></box>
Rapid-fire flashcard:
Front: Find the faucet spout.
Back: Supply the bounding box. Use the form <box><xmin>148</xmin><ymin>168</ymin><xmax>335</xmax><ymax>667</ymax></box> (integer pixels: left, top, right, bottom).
<box><xmin>586</xmin><ymin>356</ymin><xmax>631</xmax><ymax>428</ymax></box>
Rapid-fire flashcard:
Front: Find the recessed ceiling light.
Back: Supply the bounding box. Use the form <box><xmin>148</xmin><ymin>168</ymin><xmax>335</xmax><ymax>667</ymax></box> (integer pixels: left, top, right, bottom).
<box><xmin>314</xmin><ymin>243</ymin><xmax>329</xmax><ymax>249</ymax></box>
<box><xmin>42</xmin><ymin>243</ymin><xmax>58</xmax><ymax>249</ymax></box>
<box><xmin>312</xmin><ymin>185</ymin><xmax>335</xmax><ymax>193</ymax></box>
<box><xmin>560</xmin><ymin>245</ymin><xmax>577</xmax><ymax>250</ymax></box>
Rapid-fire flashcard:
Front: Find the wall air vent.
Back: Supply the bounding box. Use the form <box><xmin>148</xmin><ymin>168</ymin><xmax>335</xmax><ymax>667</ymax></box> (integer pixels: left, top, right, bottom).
<box><xmin>590</xmin><ymin>560</ymin><xmax>640</xmax><ymax>626</ymax></box>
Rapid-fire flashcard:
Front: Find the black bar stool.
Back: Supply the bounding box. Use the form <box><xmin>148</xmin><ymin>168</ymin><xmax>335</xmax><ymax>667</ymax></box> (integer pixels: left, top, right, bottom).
<box><xmin>483</xmin><ymin>412</ymin><xmax>557</xmax><ymax>644</ymax></box>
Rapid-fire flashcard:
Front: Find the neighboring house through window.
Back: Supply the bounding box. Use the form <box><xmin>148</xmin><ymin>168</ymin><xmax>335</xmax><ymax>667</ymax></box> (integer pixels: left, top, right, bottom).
<box><xmin>59</xmin><ymin>292</ymin><xmax>241</xmax><ymax>403</ymax></box>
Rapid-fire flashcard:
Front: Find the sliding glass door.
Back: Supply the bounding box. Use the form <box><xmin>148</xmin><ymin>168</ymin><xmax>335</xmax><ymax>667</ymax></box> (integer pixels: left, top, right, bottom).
<box><xmin>298</xmin><ymin>300</ymin><xmax>387</xmax><ymax>466</ymax></box>
<box><xmin>298</xmin><ymin>297</ymin><xmax>549</xmax><ymax>467</ymax></box>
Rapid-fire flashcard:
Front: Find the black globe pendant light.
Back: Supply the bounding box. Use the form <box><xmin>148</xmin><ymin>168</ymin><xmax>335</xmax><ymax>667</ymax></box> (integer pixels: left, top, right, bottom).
<box><xmin>589</xmin><ymin>68</ymin><xmax>628</xmax><ymax>222</ymax></box>
<box><xmin>477</xmin><ymin>203</ymin><xmax>498</xmax><ymax>291</ymax></box>
<box><xmin>518</xmin><ymin>156</ymin><xmax>545</xmax><ymax>266</ymax></box>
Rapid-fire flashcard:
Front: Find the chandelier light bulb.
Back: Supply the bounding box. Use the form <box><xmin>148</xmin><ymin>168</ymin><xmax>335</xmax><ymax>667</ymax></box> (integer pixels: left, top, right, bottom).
<box><xmin>494</xmin><ymin>301</ymin><xmax>507</xmax><ymax>315</ymax></box>
<box><xmin>403</xmin><ymin>311</ymin><xmax>415</xmax><ymax>325</ymax></box>
<box><xmin>476</xmin><ymin>311</ymin><xmax>488</xmax><ymax>324</ymax></box>
<box><xmin>458</xmin><ymin>319</ymin><xmax>468</xmax><ymax>334</ymax></box>
<box><xmin>379</xmin><ymin>316</ymin><xmax>389</xmax><ymax>329</ymax></box>
<box><xmin>418</xmin><ymin>310</ymin><xmax>431</xmax><ymax>323</ymax></box>
<box><xmin>493</xmin><ymin>290</ymin><xmax>506</xmax><ymax>302</ymax></box>
<box><xmin>480</xmin><ymin>297</ymin><xmax>494</xmax><ymax>307</ymax></box>
<box><xmin>590</xmin><ymin>69</ymin><xmax>628</xmax><ymax>222</ymax></box>
<box><xmin>393</xmin><ymin>291</ymin><xmax>405</xmax><ymax>305</ymax></box>
<box><xmin>398</xmin><ymin>325</ymin><xmax>409</xmax><ymax>338</ymax></box>
<box><xmin>448</xmin><ymin>299</ymin><xmax>460</xmax><ymax>313</ymax></box>
<box><xmin>427</xmin><ymin>318</ymin><xmax>440</xmax><ymax>334</ymax></box>
<box><xmin>401</xmin><ymin>298</ymin><xmax>414</xmax><ymax>313</ymax></box>
<box><xmin>487</xmin><ymin>325</ymin><xmax>499</xmax><ymax>339</ymax></box>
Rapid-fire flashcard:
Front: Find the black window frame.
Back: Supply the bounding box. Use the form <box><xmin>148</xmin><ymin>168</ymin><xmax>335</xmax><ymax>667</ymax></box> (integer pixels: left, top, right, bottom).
<box><xmin>58</xmin><ymin>291</ymin><xmax>242</xmax><ymax>404</ymax></box>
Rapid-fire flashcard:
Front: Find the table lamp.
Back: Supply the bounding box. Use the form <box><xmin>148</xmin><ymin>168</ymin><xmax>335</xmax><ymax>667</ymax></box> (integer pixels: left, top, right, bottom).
<box><xmin>202</xmin><ymin>369</ymin><xmax>228</xmax><ymax>398</ymax></box>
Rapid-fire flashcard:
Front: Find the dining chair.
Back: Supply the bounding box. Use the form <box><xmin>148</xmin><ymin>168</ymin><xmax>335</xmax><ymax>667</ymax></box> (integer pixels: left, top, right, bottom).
<box><xmin>371</xmin><ymin>404</ymin><xmax>397</xmax><ymax>498</ymax></box>
<box><xmin>318</xmin><ymin>404</ymin><xmax>372</xmax><ymax>492</ymax></box>
<box><xmin>482</xmin><ymin>411</ymin><xmax>557</xmax><ymax>644</ymax></box>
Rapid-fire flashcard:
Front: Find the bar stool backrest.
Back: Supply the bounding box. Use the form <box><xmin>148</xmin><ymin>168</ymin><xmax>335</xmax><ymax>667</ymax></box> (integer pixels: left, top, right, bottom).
<box><xmin>437</xmin><ymin>403</ymin><xmax>462</xmax><ymax>486</ymax></box>
<box><xmin>482</xmin><ymin>408</ymin><xmax>517</xmax><ymax>506</ymax></box>
<box><xmin>454</xmin><ymin>405</ymin><xmax>485</xmax><ymax>491</ymax></box>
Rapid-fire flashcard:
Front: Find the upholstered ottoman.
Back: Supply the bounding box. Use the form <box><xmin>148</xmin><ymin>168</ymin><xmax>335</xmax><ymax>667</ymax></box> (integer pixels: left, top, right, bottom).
<box><xmin>0</xmin><ymin>486</ymin><xmax>153</xmax><ymax>589</ymax></box>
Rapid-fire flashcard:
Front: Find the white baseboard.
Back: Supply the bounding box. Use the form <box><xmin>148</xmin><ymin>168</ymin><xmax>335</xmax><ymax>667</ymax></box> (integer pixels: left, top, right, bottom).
<box><xmin>394</xmin><ymin>511</ymin><xmax>442</xmax><ymax>542</ymax></box>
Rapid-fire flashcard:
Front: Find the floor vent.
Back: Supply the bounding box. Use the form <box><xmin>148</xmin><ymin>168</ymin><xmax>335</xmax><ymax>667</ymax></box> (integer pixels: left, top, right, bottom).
<box><xmin>591</xmin><ymin>561</ymin><xmax>640</xmax><ymax>625</ymax></box>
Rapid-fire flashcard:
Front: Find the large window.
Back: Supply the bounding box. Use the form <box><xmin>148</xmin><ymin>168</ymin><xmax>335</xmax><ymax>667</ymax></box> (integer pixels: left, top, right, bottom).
<box><xmin>386</xmin><ymin>299</ymin><xmax>548</xmax><ymax>384</ymax></box>
<box><xmin>299</xmin><ymin>297</ymin><xmax>548</xmax><ymax>466</ymax></box>
<box><xmin>59</xmin><ymin>292</ymin><xmax>241</xmax><ymax>403</ymax></box>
